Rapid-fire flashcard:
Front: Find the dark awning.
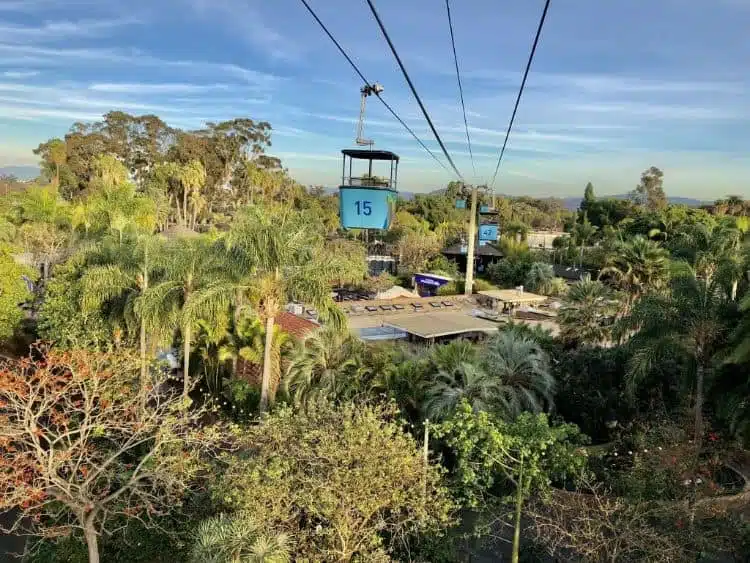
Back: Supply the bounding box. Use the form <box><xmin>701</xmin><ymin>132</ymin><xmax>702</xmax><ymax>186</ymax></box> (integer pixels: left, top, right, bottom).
<box><xmin>341</xmin><ymin>149</ymin><xmax>400</xmax><ymax>161</ymax></box>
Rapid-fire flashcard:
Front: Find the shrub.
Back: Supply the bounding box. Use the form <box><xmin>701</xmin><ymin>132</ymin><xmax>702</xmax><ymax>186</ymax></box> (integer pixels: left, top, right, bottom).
<box><xmin>213</xmin><ymin>402</ymin><xmax>455</xmax><ymax>561</ymax></box>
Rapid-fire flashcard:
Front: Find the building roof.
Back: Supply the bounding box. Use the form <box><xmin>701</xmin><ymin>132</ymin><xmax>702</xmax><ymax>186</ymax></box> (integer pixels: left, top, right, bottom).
<box><xmin>553</xmin><ymin>264</ymin><xmax>589</xmax><ymax>281</ymax></box>
<box><xmin>414</xmin><ymin>272</ymin><xmax>454</xmax><ymax>282</ymax></box>
<box><xmin>478</xmin><ymin>289</ymin><xmax>548</xmax><ymax>304</ymax></box>
<box><xmin>275</xmin><ymin>312</ymin><xmax>319</xmax><ymax>339</ymax></box>
<box><xmin>341</xmin><ymin>149</ymin><xmax>400</xmax><ymax>161</ymax></box>
<box><xmin>442</xmin><ymin>242</ymin><xmax>503</xmax><ymax>257</ymax></box>
<box><xmin>384</xmin><ymin>311</ymin><xmax>500</xmax><ymax>339</ymax></box>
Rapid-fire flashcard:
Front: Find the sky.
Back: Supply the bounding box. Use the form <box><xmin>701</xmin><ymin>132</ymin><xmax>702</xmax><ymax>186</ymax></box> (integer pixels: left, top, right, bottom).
<box><xmin>0</xmin><ymin>0</ymin><xmax>748</xmax><ymax>198</ymax></box>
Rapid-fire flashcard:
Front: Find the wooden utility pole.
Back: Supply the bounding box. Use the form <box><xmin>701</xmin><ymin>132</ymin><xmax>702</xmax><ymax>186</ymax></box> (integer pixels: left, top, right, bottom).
<box><xmin>464</xmin><ymin>185</ymin><xmax>478</xmax><ymax>295</ymax></box>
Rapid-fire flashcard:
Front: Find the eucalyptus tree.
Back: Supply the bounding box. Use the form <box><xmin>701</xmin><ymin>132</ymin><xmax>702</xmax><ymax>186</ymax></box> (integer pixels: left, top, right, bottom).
<box><xmin>619</xmin><ymin>266</ymin><xmax>730</xmax><ymax>447</ymax></box>
<box><xmin>224</xmin><ymin>205</ymin><xmax>345</xmax><ymax>412</ymax></box>
<box><xmin>138</xmin><ymin>235</ymin><xmax>234</xmax><ymax>402</ymax></box>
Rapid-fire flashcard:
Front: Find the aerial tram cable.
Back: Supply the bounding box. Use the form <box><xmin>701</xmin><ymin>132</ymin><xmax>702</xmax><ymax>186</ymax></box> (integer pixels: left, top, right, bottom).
<box><xmin>489</xmin><ymin>0</ymin><xmax>551</xmax><ymax>189</ymax></box>
<box><xmin>365</xmin><ymin>0</ymin><xmax>464</xmax><ymax>181</ymax></box>
<box><xmin>298</xmin><ymin>0</ymin><xmax>452</xmax><ymax>176</ymax></box>
<box><xmin>445</xmin><ymin>0</ymin><xmax>476</xmax><ymax>180</ymax></box>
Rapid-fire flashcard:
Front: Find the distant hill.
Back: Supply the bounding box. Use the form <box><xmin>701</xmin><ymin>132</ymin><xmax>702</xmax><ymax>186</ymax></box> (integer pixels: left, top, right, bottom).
<box><xmin>0</xmin><ymin>165</ymin><xmax>39</xmax><ymax>180</ymax></box>
<box><xmin>561</xmin><ymin>195</ymin><xmax>707</xmax><ymax>211</ymax></box>
<box><xmin>317</xmin><ymin>186</ymin><xmax>706</xmax><ymax>209</ymax></box>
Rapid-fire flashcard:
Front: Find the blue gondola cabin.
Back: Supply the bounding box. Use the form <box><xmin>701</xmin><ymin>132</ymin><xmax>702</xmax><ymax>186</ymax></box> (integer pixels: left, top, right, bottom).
<box><xmin>339</xmin><ymin>149</ymin><xmax>399</xmax><ymax>230</ymax></box>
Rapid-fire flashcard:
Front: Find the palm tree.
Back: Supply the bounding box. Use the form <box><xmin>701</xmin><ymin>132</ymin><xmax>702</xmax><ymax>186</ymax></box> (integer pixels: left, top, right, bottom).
<box><xmin>179</xmin><ymin>160</ymin><xmax>207</xmax><ymax>228</ymax></box>
<box><xmin>423</xmin><ymin>333</ymin><xmax>555</xmax><ymax>421</ymax></box>
<box><xmin>138</xmin><ymin>236</ymin><xmax>234</xmax><ymax>402</ymax></box>
<box><xmin>427</xmin><ymin>339</ymin><xmax>477</xmax><ymax>374</ymax></box>
<box><xmin>559</xmin><ymin>275</ymin><xmax>617</xmax><ymax>347</ymax></box>
<box><xmin>190</xmin><ymin>511</ymin><xmax>291</xmax><ymax>563</ymax></box>
<box><xmin>283</xmin><ymin>325</ymin><xmax>365</xmax><ymax>407</ymax></box>
<box><xmin>80</xmin><ymin>235</ymin><xmax>161</xmax><ymax>399</ymax></box>
<box><xmin>423</xmin><ymin>362</ymin><xmax>502</xmax><ymax>421</ymax></box>
<box><xmin>572</xmin><ymin>215</ymin><xmax>598</xmax><ymax>267</ymax></box>
<box><xmin>221</xmin><ymin>316</ymin><xmax>291</xmax><ymax>397</ymax></box>
<box><xmin>524</xmin><ymin>262</ymin><xmax>555</xmax><ymax>294</ymax></box>
<box><xmin>672</xmin><ymin>222</ymin><xmax>746</xmax><ymax>299</ymax></box>
<box><xmin>600</xmin><ymin>235</ymin><xmax>669</xmax><ymax>307</ymax></box>
<box><xmin>225</xmin><ymin>206</ymin><xmax>345</xmax><ymax>412</ymax></box>
<box><xmin>620</xmin><ymin>268</ymin><xmax>729</xmax><ymax>447</ymax></box>
<box><xmin>482</xmin><ymin>331</ymin><xmax>555</xmax><ymax>419</ymax></box>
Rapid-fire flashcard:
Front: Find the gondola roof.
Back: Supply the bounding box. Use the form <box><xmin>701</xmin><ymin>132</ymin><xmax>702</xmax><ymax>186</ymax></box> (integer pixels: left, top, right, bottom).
<box><xmin>341</xmin><ymin>149</ymin><xmax>400</xmax><ymax>161</ymax></box>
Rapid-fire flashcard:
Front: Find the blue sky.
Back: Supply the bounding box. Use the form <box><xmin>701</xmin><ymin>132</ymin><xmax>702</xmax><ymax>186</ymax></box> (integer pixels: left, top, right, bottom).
<box><xmin>0</xmin><ymin>0</ymin><xmax>748</xmax><ymax>198</ymax></box>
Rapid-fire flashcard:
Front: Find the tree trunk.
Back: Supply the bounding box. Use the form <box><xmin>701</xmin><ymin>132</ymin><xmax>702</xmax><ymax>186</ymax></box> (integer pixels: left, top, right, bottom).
<box><xmin>232</xmin><ymin>291</ymin><xmax>244</xmax><ymax>378</ymax></box>
<box><xmin>183</xmin><ymin>323</ymin><xmax>192</xmax><ymax>402</ymax></box>
<box><xmin>694</xmin><ymin>363</ymin><xmax>706</xmax><ymax>448</ymax></box>
<box><xmin>511</xmin><ymin>466</ymin><xmax>525</xmax><ymax>563</ymax></box>
<box><xmin>139</xmin><ymin>254</ymin><xmax>149</xmax><ymax>407</ymax></box>
<box><xmin>182</xmin><ymin>187</ymin><xmax>188</xmax><ymax>227</ymax></box>
<box><xmin>260</xmin><ymin>316</ymin><xmax>275</xmax><ymax>413</ymax></box>
<box><xmin>83</xmin><ymin>514</ymin><xmax>99</xmax><ymax>563</ymax></box>
<box><xmin>731</xmin><ymin>279</ymin><xmax>738</xmax><ymax>301</ymax></box>
<box><xmin>43</xmin><ymin>260</ymin><xmax>49</xmax><ymax>281</ymax></box>
<box><xmin>55</xmin><ymin>162</ymin><xmax>60</xmax><ymax>187</ymax></box>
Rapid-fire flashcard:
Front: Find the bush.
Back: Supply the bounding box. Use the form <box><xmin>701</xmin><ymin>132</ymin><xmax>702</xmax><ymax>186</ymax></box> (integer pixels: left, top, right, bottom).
<box><xmin>213</xmin><ymin>402</ymin><xmax>455</xmax><ymax>561</ymax></box>
<box><xmin>437</xmin><ymin>278</ymin><xmax>494</xmax><ymax>295</ymax></box>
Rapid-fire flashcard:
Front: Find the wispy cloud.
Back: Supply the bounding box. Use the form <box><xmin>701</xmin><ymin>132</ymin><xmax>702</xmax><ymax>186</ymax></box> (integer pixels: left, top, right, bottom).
<box><xmin>1</xmin><ymin>70</ymin><xmax>39</xmax><ymax>79</ymax></box>
<box><xmin>0</xmin><ymin>18</ymin><xmax>142</xmax><ymax>43</ymax></box>
<box><xmin>0</xmin><ymin>44</ymin><xmax>283</xmax><ymax>88</ymax></box>
<box><xmin>183</xmin><ymin>0</ymin><xmax>298</xmax><ymax>61</ymax></box>
<box><xmin>90</xmin><ymin>82</ymin><xmax>231</xmax><ymax>94</ymax></box>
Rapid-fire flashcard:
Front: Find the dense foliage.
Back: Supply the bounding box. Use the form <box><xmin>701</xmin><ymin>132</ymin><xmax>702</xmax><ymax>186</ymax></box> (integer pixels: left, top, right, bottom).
<box><xmin>2</xmin><ymin>111</ymin><xmax>750</xmax><ymax>562</ymax></box>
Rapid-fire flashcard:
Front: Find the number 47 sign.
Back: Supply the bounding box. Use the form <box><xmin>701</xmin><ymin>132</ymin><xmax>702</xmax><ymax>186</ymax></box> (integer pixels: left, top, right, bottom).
<box><xmin>479</xmin><ymin>224</ymin><xmax>498</xmax><ymax>241</ymax></box>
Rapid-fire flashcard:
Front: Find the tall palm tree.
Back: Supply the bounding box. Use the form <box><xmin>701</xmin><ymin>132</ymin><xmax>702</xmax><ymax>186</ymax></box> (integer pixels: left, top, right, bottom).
<box><xmin>559</xmin><ymin>275</ymin><xmax>617</xmax><ymax>347</ymax></box>
<box><xmin>620</xmin><ymin>268</ymin><xmax>729</xmax><ymax>447</ymax></box>
<box><xmin>80</xmin><ymin>235</ymin><xmax>161</xmax><ymax>399</ymax></box>
<box><xmin>572</xmin><ymin>215</ymin><xmax>598</xmax><ymax>267</ymax></box>
<box><xmin>225</xmin><ymin>206</ymin><xmax>346</xmax><ymax>412</ymax></box>
<box><xmin>138</xmin><ymin>236</ymin><xmax>234</xmax><ymax>401</ymax></box>
<box><xmin>600</xmin><ymin>235</ymin><xmax>670</xmax><ymax>307</ymax></box>
<box><xmin>283</xmin><ymin>325</ymin><xmax>365</xmax><ymax>408</ymax></box>
<box><xmin>221</xmin><ymin>316</ymin><xmax>291</xmax><ymax>397</ymax></box>
<box><xmin>482</xmin><ymin>331</ymin><xmax>556</xmax><ymax>419</ymax></box>
<box><xmin>179</xmin><ymin>160</ymin><xmax>207</xmax><ymax>228</ymax></box>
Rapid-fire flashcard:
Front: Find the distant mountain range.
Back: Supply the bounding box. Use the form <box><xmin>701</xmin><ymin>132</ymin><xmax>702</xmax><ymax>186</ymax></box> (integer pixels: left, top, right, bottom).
<box><xmin>0</xmin><ymin>166</ymin><xmax>39</xmax><ymax>180</ymax></box>
<box><xmin>560</xmin><ymin>195</ymin><xmax>707</xmax><ymax>211</ymax></box>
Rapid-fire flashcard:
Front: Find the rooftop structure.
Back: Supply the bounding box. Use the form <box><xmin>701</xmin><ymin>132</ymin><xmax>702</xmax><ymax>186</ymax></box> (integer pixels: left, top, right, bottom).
<box><xmin>384</xmin><ymin>311</ymin><xmax>500</xmax><ymax>340</ymax></box>
<box><xmin>477</xmin><ymin>289</ymin><xmax>548</xmax><ymax>305</ymax></box>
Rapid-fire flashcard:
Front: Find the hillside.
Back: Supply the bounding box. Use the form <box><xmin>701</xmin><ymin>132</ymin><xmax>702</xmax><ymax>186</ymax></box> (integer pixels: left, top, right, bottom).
<box><xmin>0</xmin><ymin>166</ymin><xmax>39</xmax><ymax>180</ymax></box>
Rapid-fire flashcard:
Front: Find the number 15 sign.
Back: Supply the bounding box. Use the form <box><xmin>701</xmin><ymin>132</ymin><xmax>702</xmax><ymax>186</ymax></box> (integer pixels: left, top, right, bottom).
<box><xmin>339</xmin><ymin>187</ymin><xmax>397</xmax><ymax>230</ymax></box>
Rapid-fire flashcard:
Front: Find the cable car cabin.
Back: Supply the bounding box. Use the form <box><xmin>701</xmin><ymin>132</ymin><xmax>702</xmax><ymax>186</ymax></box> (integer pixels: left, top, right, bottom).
<box><xmin>339</xmin><ymin>149</ymin><xmax>399</xmax><ymax>230</ymax></box>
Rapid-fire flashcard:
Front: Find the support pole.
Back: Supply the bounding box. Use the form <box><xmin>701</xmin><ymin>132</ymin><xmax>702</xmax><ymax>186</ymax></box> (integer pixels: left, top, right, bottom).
<box><xmin>464</xmin><ymin>185</ymin><xmax>477</xmax><ymax>296</ymax></box>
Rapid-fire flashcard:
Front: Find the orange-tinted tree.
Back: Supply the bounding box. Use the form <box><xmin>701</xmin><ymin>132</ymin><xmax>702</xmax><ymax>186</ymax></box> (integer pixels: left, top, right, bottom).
<box><xmin>0</xmin><ymin>347</ymin><xmax>233</xmax><ymax>563</ymax></box>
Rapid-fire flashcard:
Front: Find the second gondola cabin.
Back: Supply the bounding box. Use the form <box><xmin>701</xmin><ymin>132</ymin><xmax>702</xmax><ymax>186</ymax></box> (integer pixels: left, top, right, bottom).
<box><xmin>339</xmin><ymin>149</ymin><xmax>399</xmax><ymax>230</ymax></box>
